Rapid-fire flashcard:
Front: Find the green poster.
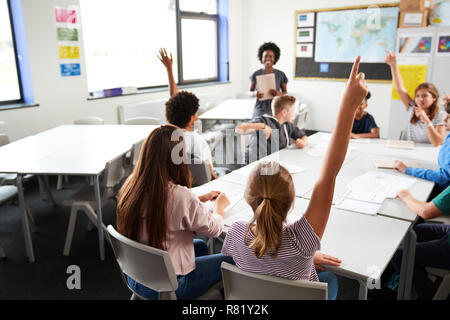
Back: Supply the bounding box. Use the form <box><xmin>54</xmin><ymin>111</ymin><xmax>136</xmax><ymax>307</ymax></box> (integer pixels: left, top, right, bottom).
<box><xmin>57</xmin><ymin>27</ymin><xmax>78</xmax><ymax>41</ymax></box>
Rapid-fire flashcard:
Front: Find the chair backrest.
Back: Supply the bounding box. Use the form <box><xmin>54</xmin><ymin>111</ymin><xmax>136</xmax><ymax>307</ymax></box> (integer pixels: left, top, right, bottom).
<box><xmin>107</xmin><ymin>225</ymin><xmax>178</xmax><ymax>295</ymax></box>
<box><xmin>130</xmin><ymin>139</ymin><xmax>145</xmax><ymax>166</ymax></box>
<box><xmin>124</xmin><ymin>116</ymin><xmax>161</xmax><ymax>125</ymax></box>
<box><xmin>0</xmin><ymin>133</ymin><xmax>10</xmax><ymax>147</ymax></box>
<box><xmin>221</xmin><ymin>262</ymin><xmax>328</xmax><ymax>300</ymax></box>
<box><xmin>101</xmin><ymin>154</ymin><xmax>128</xmax><ymax>188</ymax></box>
<box><xmin>187</xmin><ymin>154</ymin><xmax>212</xmax><ymax>187</ymax></box>
<box><xmin>0</xmin><ymin>185</ymin><xmax>18</xmax><ymax>205</ymax></box>
<box><xmin>294</xmin><ymin>108</ymin><xmax>308</xmax><ymax>130</ymax></box>
<box><xmin>73</xmin><ymin>116</ymin><xmax>105</xmax><ymax>125</ymax></box>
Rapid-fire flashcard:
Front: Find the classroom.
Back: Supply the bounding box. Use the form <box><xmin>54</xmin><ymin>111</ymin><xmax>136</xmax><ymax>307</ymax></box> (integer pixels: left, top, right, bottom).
<box><xmin>0</xmin><ymin>0</ymin><xmax>450</xmax><ymax>305</ymax></box>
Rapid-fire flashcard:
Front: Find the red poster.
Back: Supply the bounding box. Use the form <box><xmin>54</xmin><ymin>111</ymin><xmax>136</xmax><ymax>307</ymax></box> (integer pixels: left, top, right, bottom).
<box><xmin>55</xmin><ymin>8</ymin><xmax>77</xmax><ymax>24</ymax></box>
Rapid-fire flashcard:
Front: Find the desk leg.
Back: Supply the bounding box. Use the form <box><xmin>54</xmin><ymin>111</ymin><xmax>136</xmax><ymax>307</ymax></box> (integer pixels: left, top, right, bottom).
<box><xmin>93</xmin><ymin>175</ymin><xmax>105</xmax><ymax>261</ymax></box>
<box><xmin>39</xmin><ymin>176</ymin><xmax>57</xmax><ymax>206</ymax></box>
<box><xmin>16</xmin><ymin>175</ymin><xmax>35</xmax><ymax>263</ymax></box>
<box><xmin>357</xmin><ymin>279</ymin><xmax>368</xmax><ymax>300</ymax></box>
<box><xmin>397</xmin><ymin>228</ymin><xmax>417</xmax><ymax>300</ymax></box>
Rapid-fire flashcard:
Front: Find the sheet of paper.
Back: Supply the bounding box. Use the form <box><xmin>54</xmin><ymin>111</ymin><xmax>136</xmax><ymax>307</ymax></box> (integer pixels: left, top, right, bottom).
<box><xmin>255</xmin><ymin>73</ymin><xmax>276</xmax><ymax>101</ymax></box>
<box><xmin>345</xmin><ymin>171</ymin><xmax>416</xmax><ymax>201</ymax></box>
<box><xmin>235</xmin><ymin>160</ymin><xmax>306</xmax><ymax>178</ymax></box>
<box><xmin>306</xmin><ymin>142</ymin><xmax>355</xmax><ymax>158</ymax></box>
<box><xmin>335</xmin><ymin>197</ymin><xmax>380</xmax><ymax>215</ymax></box>
<box><xmin>386</xmin><ymin>140</ymin><xmax>416</xmax><ymax>150</ymax></box>
<box><xmin>202</xmin><ymin>193</ymin><xmax>243</xmax><ymax>214</ymax></box>
<box><xmin>373</xmin><ymin>159</ymin><xmax>420</xmax><ymax>169</ymax></box>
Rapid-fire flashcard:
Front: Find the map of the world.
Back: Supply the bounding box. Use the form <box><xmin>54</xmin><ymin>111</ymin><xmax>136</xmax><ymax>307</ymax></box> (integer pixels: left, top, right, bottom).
<box><xmin>315</xmin><ymin>7</ymin><xmax>399</xmax><ymax>63</ymax></box>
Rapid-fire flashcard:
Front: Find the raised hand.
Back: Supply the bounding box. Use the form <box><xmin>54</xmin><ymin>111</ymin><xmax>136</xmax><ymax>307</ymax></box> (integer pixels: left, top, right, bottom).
<box><xmin>158</xmin><ymin>48</ymin><xmax>173</xmax><ymax>70</ymax></box>
<box><xmin>384</xmin><ymin>50</ymin><xmax>397</xmax><ymax>67</ymax></box>
<box><xmin>342</xmin><ymin>56</ymin><xmax>369</xmax><ymax>112</ymax></box>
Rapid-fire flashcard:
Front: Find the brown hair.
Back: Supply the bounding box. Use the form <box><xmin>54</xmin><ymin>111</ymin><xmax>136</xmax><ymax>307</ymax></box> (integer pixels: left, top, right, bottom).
<box><xmin>410</xmin><ymin>83</ymin><xmax>439</xmax><ymax>124</ymax></box>
<box><xmin>272</xmin><ymin>95</ymin><xmax>296</xmax><ymax>115</ymax></box>
<box><xmin>244</xmin><ymin>162</ymin><xmax>296</xmax><ymax>258</ymax></box>
<box><xmin>116</xmin><ymin>125</ymin><xmax>192</xmax><ymax>249</ymax></box>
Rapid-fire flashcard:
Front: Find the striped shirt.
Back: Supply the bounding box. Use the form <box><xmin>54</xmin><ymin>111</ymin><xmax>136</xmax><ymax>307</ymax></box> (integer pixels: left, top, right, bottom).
<box><xmin>221</xmin><ymin>216</ymin><xmax>321</xmax><ymax>281</ymax></box>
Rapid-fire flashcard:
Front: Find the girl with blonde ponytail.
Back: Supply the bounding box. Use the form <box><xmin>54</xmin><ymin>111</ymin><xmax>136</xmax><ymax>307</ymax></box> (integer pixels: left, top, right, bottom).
<box><xmin>222</xmin><ymin>57</ymin><xmax>370</xmax><ymax>300</ymax></box>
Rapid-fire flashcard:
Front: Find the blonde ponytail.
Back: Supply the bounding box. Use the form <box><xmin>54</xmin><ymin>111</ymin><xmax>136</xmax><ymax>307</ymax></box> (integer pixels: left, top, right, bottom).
<box><xmin>244</xmin><ymin>162</ymin><xmax>295</xmax><ymax>258</ymax></box>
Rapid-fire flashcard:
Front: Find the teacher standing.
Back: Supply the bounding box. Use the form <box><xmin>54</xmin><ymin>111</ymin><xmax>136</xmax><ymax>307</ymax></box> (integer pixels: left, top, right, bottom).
<box><xmin>249</xmin><ymin>42</ymin><xmax>288</xmax><ymax>119</ymax></box>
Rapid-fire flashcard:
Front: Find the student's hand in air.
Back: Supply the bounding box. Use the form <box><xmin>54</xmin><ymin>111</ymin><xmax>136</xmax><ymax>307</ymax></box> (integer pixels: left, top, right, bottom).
<box><xmin>384</xmin><ymin>50</ymin><xmax>397</xmax><ymax>67</ymax></box>
<box><xmin>214</xmin><ymin>193</ymin><xmax>230</xmax><ymax>211</ymax></box>
<box><xmin>394</xmin><ymin>160</ymin><xmax>407</xmax><ymax>173</ymax></box>
<box><xmin>342</xmin><ymin>56</ymin><xmax>368</xmax><ymax>112</ymax></box>
<box><xmin>313</xmin><ymin>252</ymin><xmax>342</xmax><ymax>271</ymax></box>
<box><xmin>158</xmin><ymin>48</ymin><xmax>173</xmax><ymax>70</ymax></box>
<box><xmin>199</xmin><ymin>191</ymin><xmax>221</xmax><ymax>202</ymax></box>
<box><xmin>396</xmin><ymin>189</ymin><xmax>412</xmax><ymax>202</ymax></box>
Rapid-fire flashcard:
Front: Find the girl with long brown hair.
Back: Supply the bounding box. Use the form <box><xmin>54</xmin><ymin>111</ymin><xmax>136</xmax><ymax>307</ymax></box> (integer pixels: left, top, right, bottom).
<box><xmin>117</xmin><ymin>124</ymin><xmax>234</xmax><ymax>299</ymax></box>
<box><xmin>222</xmin><ymin>56</ymin><xmax>369</xmax><ymax>300</ymax></box>
<box><xmin>385</xmin><ymin>51</ymin><xmax>446</xmax><ymax>146</ymax></box>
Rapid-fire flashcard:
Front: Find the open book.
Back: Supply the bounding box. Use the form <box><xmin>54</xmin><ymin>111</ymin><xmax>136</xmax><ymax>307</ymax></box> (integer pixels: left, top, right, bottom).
<box><xmin>255</xmin><ymin>73</ymin><xmax>276</xmax><ymax>101</ymax></box>
<box><xmin>386</xmin><ymin>140</ymin><xmax>415</xmax><ymax>150</ymax></box>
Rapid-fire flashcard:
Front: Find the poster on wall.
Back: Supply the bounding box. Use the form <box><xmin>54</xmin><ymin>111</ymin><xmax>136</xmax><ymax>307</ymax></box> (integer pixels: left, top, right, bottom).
<box><xmin>392</xmin><ymin>57</ymin><xmax>427</xmax><ymax>100</ymax></box>
<box><xmin>436</xmin><ymin>34</ymin><xmax>450</xmax><ymax>56</ymax></box>
<box><xmin>296</xmin><ymin>43</ymin><xmax>313</xmax><ymax>58</ymax></box>
<box><xmin>297</xmin><ymin>12</ymin><xmax>315</xmax><ymax>27</ymax></box>
<box><xmin>397</xmin><ymin>34</ymin><xmax>433</xmax><ymax>56</ymax></box>
<box><xmin>297</xmin><ymin>28</ymin><xmax>314</xmax><ymax>43</ymax></box>
<box><xmin>55</xmin><ymin>6</ymin><xmax>81</xmax><ymax>77</ymax></box>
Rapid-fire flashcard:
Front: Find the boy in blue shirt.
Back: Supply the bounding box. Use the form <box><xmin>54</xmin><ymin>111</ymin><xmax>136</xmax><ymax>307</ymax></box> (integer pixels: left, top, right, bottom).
<box><xmin>395</xmin><ymin>97</ymin><xmax>450</xmax><ymax>192</ymax></box>
<box><xmin>351</xmin><ymin>91</ymin><xmax>380</xmax><ymax>139</ymax></box>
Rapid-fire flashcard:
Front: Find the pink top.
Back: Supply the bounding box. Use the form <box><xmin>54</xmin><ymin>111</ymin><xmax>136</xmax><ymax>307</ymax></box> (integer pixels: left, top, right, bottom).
<box><xmin>137</xmin><ymin>183</ymin><xmax>224</xmax><ymax>275</ymax></box>
<box><xmin>221</xmin><ymin>216</ymin><xmax>320</xmax><ymax>281</ymax></box>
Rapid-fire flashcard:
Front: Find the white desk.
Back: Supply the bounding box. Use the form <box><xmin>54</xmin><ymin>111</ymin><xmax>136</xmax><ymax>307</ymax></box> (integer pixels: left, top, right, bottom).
<box><xmin>0</xmin><ymin>125</ymin><xmax>157</xmax><ymax>262</ymax></box>
<box><xmin>205</xmin><ymin>132</ymin><xmax>441</xmax><ymax>299</ymax></box>
<box><xmin>199</xmin><ymin>99</ymin><xmax>255</xmax><ymax>121</ymax></box>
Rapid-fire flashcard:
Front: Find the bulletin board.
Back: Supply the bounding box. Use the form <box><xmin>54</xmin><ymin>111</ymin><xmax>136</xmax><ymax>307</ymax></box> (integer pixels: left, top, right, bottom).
<box><xmin>294</xmin><ymin>4</ymin><xmax>399</xmax><ymax>82</ymax></box>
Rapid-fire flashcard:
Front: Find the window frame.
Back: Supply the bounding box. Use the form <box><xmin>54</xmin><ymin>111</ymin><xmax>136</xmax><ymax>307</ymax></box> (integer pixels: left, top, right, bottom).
<box><xmin>177</xmin><ymin>9</ymin><xmax>220</xmax><ymax>84</ymax></box>
<box><xmin>0</xmin><ymin>0</ymin><xmax>24</xmax><ymax>106</ymax></box>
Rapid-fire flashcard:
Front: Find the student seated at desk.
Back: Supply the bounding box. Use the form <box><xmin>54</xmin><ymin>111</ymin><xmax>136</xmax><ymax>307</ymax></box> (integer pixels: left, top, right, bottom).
<box><xmin>116</xmin><ymin>125</ymin><xmax>234</xmax><ymax>299</ymax></box>
<box><xmin>222</xmin><ymin>57</ymin><xmax>369</xmax><ymax>300</ymax></box>
<box><xmin>236</xmin><ymin>95</ymin><xmax>308</xmax><ymax>164</ymax></box>
<box><xmin>158</xmin><ymin>48</ymin><xmax>221</xmax><ymax>179</ymax></box>
<box><xmin>394</xmin><ymin>97</ymin><xmax>450</xmax><ymax>196</ymax></box>
<box><xmin>350</xmin><ymin>91</ymin><xmax>380</xmax><ymax>139</ymax></box>
<box><xmin>388</xmin><ymin>186</ymin><xmax>450</xmax><ymax>300</ymax></box>
<box><xmin>385</xmin><ymin>51</ymin><xmax>446</xmax><ymax>146</ymax></box>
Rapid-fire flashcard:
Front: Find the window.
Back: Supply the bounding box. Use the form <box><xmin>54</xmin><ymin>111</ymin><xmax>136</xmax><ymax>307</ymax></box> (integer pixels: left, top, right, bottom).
<box><xmin>81</xmin><ymin>0</ymin><xmax>227</xmax><ymax>96</ymax></box>
<box><xmin>0</xmin><ymin>0</ymin><xmax>22</xmax><ymax>105</ymax></box>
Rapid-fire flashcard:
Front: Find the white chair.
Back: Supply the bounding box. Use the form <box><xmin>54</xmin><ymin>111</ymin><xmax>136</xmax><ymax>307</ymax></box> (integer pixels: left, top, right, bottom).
<box><xmin>124</xmin><ymin>139</ymin><xmax>145</xmax><ymax>177</ymax></box>
<box><xmin>294</xmin><ymin>103</ymin><xmax>308</xmax><ymax>130</ymax></box>
<box><xmin>107</xmin><ymin>225</ymin><xmax>222</xmax><ymax>300</ymax></box>
<box><xmin>187</xmin><ymin>155</ymin><xmax>212</xmax><ymax>187</ymax></box>
<box><xmin>62</xmin><ymin>154</ymin><xmax>127</xmax><ymax>257</ymax></box>
<box><xmin>73</xmin><ymin>117</ymin><xmax>105</xmax><ymax>125</ymax></box>
<box><xmin>220</xmin><ymin>262</ymin><xmax>328</xmax><ymax>300</ymax></box>
<box><xmin>124</xmin><ymin>116</ymin><xmax>161</xmax><ymax>125</ymax></box>
<box><xmin>426</xmin><ymin>267</ymin><xmax>450</xmax><ymax>300</ymax></box>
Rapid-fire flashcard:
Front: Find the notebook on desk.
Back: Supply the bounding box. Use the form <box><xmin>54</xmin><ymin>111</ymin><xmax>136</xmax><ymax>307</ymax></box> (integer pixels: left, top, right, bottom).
<box><xmin>373</xmin><ymin>159</ymin><xmax>420</xmax><ymax>169</ymax></box>
<box><xmin>386</xmin><ymin>140</ymin><xmax>415</xmax><ymax>150</ymax></box>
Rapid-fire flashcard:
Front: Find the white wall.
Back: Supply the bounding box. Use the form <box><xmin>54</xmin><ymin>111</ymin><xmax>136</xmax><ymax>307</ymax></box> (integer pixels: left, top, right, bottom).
<box><xmin>1</xmin><ymin>0</ymin><xmax>400</xmax><ymax>141</ymax></box>
<box><xmin>1</xmin><ymin>0</ymin><xmax>244</xmax><ymax>141</ymax></box>
<box><xmin>241</xmin><ymin>0</ymin><xmax>399</xmax><ymax>138</ymax></box>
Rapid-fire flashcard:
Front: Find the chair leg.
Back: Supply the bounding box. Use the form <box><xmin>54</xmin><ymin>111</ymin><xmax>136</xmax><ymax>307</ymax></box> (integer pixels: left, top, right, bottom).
<box><xmin>63</xmin><ymin>206</ymin><xmax>79</xmax><ymax>256</ymax></box>
<box><xmin>83</xmin><ymin>206</ymin><xmax>111</xmax><ymax>245</ymax></box>
<box><xmin>57</xmin><ymin>175</ymin><xmax>63</xmax><ymax>190</ymax></box>
<box><xmin>433</xmin><ymin>274</ymin><xmax>450</xmax><ymax>300</ymax></box>
<box><xmin>0</xmin><ymin>244</ymin><xmax>6</xmax><ymax>259</ymax></box>
<box><xmin>25</xmin><ymin>206</ymin><xmax>38</xmax><ymax>233</ymax></box>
